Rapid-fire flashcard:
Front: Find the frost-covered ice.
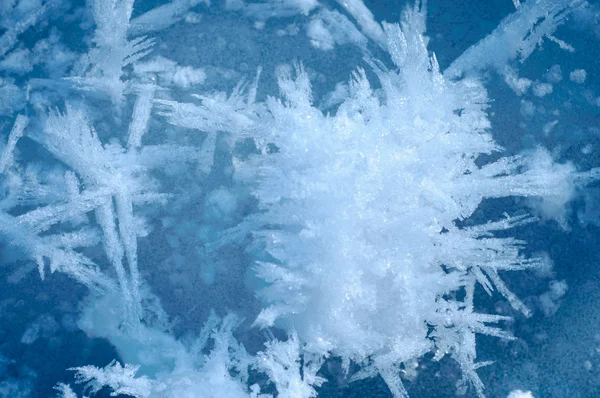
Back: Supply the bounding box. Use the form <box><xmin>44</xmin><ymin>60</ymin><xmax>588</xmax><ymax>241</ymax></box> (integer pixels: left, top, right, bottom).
<box><xmin>507</xmin><ymin>390</ymin><xmax>534</xmax><ymax>398</ymax></box>
<box><xmin>0</xmin><ymin>0</ymin><xmax>599</xmax><ymax>397</ymax></box>
<box><xmin>570</xmin><ymin>68</ymin><xmax>587</xmax><ymax>83</ymax></box>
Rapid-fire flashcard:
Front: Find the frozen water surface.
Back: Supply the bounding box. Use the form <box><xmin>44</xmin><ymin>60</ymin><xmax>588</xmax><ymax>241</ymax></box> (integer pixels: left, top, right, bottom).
<box><xmin>0</xmin><ymin>0</ymin><xmax>599</xmax><ymax>397</ymax></box>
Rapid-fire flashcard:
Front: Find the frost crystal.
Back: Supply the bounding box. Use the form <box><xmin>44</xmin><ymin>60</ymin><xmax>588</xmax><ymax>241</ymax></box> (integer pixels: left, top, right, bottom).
<box><xmin>0</xmin><ymin>0</ymin><xmax>596</xmax><ymax>397</ymax></box>
<box><xmin>235</xmin><ymin>5</ymin><xmax>589</xmax><ymax>394</ymax></box>
<box><xmin>570</xmin><ymin>68</ymin><xmax>587</xmax><ymax>83</ymax></box>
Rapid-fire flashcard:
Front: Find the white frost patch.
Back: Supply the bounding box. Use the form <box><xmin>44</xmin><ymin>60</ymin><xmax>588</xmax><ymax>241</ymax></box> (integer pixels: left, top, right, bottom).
<box><xmin>520</xmin><ymin>100</ymin><xmax>536</xmax><ymax>117</ymax></box>
<box><xmin>243</xmin><ymin>0</ymin><xmax>319</xmax><ymax>21</ymax></box>
<box><xmin>334</xmin><ymin>0</ymin><xmax>385</xmax><ymax>46</ymax></box>
<box><xmin>0</xmin><ymin>114</ymin><xmax>28</xmax><ymax>173</ymax></box>
<box><xmin>276</xmin><ymin>23</ymin><xmax>300</xmax><ymax>37</ymax></box>
<box><xmin>543</xmin><ymin>120</ymin><xmax>558</xmax><ymax>135</ymax></box>
<box><xmin>446</xmin><ymin>0</ymin><xmax>584</xmax><ymax>78</ymax></box>
<box><xmin>545</xmin><ymin>64</ymin><xmax>562</xmax><ymax>83</ymax></box>
<box><xmin>172</xmin><ymin>66</ymin><xmax>207</xmax><ymax>88</ymax></box>
<box><xmin>204</xmin><ymin>187</ymin><xmax>238</xmax><ymax>222</ymax></box>
<box><xmin>287</xmin><ymin>0</ymin><xmax>319</xmax><ymax>15</ymax></box>
<box><xmin>502</xmin><ymin>66</ymin><xmax>531</xmax><ymax>96</ymax></box>
<box><xmin>0</xmin><ymin>49</ymin><xmax>33</xmax><ymax>74</ymax></box>
<box><xmin>307</xmin><ymin>18</ymin><xmax>335</xmax><ymax>50</ymax></box>
<box><xmin>321</xmin><ymin>82</ymin><xmax>350</xmax><ymax>109</ymax></box>
<box><xmin>507</xmin><ymin>390</ymin><xmax>534</xmax><ymax>398</ymax></box>
<box><xmin>21</xmin><ymin>324</ymin><xmax>40</xmax><ymax>344</ymax></box>
<box><xmin>532</xmin><ymin>82</ymin><xmax>553</xmax><ymax>97</ymax></box>
<box><xmin>129</xmin><ymin>0</ymin><xmax>210</xmax><ymax>36</ymax></box>
<box><xmin>135</xmin><ymin>56</ymin><xmax>206</xmax><ymax>88</ymax></box>
<box><xmin>307</xmin><ymin>10</ymin><xmax>368</xmax><ymax>51</ymax></box>
<box><xmin>539</xmin><ymin>280</ymin><xmax>568</xmax><ymax>317</ymax></box>
<box><xmin>570</xmin><ymin>69</ymin><xmax>587</xmax><ymax>84</ymax></box>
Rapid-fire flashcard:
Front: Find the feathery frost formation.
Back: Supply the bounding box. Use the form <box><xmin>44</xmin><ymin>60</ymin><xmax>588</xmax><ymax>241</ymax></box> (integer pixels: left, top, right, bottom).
<box><xmin>0</xmin><ymin>0</ymin><xmax>597</xmax><ymax>397</ymax></box>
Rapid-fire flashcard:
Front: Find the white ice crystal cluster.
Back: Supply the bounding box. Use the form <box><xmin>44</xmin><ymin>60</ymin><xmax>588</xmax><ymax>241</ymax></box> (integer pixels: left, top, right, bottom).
<box><xmin>0</xmin><ymin>0</ymin><xmax>597</xmax><ymax>397</ymax></box>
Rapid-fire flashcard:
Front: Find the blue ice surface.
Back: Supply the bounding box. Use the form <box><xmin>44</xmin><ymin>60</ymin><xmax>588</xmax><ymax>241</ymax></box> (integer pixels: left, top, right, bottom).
<box><xmin>1</xmin><ymin>0</ymin><xmax>599</xmax><ymax>397</ymax></box>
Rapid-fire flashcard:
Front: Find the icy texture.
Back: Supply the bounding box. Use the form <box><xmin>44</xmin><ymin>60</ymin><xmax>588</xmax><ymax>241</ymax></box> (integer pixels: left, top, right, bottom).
<box><xmin>570</xmin><ymin>68</ymin><xmax>587</xmax><ymax>83</ymax></box>
<box><xmin>0</xmin><ymin>0</ymin><xmax>597</xmax><ymax>397</ymax></box>
<box><xmin>446</xmin><ymin>0</ymin><xmax>586</xmax><ymax>78</ymax></box>
<box><xmin>256</xmin><ymin>332</ymin><xmax>326</xmax><ymax>398</ymax></box>
<box><xmin>306</xmin><ymin>10</ymin><xmax>368</xmax><ymax>50</ymax></box>
<box><xmin>70</xmin><ymin>361</ymin><xmax>153</xmax><ymax>397</ymax></box>
<box><xmin>233</xmin><ymin>5</ymin><xmax>590</xmax><ymax>394</ymax></box>
<box><xmin>507</xmin><ymin>391</ymin><xmax>535</xmax><ymax>398</ymax></box>
<box><xmin>76</xmin><ymin>293</ymin><xmax>255</xmax><ymax>397</ymax></box>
